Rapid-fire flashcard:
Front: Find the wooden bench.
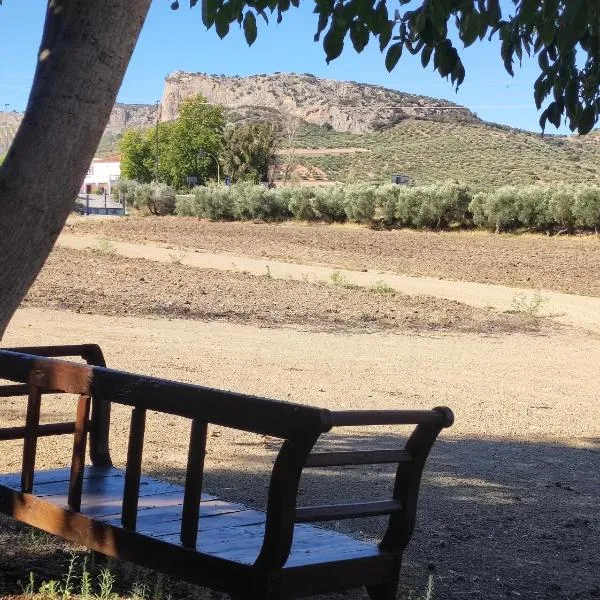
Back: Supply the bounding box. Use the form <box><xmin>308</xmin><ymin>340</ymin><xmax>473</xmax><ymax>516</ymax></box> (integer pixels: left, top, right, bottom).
<box><xmin>0</xmin><ymin>344</ymin><xmax>453</xmax><ymax>599</ymax></box>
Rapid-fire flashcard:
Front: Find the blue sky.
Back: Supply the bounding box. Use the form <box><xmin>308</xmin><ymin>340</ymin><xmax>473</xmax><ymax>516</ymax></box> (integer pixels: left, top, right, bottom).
<box><xmin>0</xmin><ymin>0</ymin><xmax>569</xmax><ymax>133</ymax></box>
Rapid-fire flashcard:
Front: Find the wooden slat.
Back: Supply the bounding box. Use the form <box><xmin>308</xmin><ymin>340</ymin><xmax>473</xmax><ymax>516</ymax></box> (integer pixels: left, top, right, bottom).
<box><xmin>295</xmin><ymin>500</ymin><xmax>402</xmax><ymax>523</ymax></box>
<box><xmin>0</xmin><ymin>384</ymin><xmax>60</xmax><ymax>397</ymax></box>
<box><xmin>0</xmin><ymin>421</ymin><xmax>77</xmax><ymax>441</ymax></box>
<box><xmin>305</xmin><ymin>449</ymin><xmax>411</xmax><ymax>468</ymax></box>
<box><xmin>180</xmin><ymin>419</ymin><xmax>208</xmax><ymax>548</ymax></box>
<box><xmin>0</xmin><ymin>351</ymin><xmax>333</xmax><ymax>439</ymax></box>
<box><xmin>21</xmin><ymin>385</ymin><xmax>42</xmax><ymax>493</ymax></box>
<box><xmin>68</xmin><ymin>394</ymin><xmax>91</xmax><ymax>511</ymax></box>
<box><xmin>121</xmin><ymin>407</ymin><xmax>146</xmax><ymax>530</ymax></box>
<box><xmin>331</xmin><ymin>410</ymin><xmax>447</xmax><ymax>427</ymax></box>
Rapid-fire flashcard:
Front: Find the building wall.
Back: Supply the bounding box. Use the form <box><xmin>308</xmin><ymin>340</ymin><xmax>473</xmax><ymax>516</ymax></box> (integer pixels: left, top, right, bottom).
<box><xmin>81</xmin><ymin>157</ymin><xmax>121</xmax><ymax>193</ymax></box>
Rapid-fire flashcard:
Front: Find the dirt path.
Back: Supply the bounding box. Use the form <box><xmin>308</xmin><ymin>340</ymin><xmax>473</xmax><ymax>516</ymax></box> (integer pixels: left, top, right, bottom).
<box><xmin>2</xmin><ymin>308</ymin><xmax>599</xmax><ymax>600</ymax></box>
<box><xmin>58</xmin><ymin>233</ymin><xmax>600</xmax><ymax>332</ymax></box>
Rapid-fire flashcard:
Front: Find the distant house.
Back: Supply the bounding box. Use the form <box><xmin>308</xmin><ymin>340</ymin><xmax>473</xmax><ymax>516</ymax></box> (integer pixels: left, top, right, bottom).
<box><xmin>81</xmin><ymin>155</ymin><xmax>121</xmax><ymax>195</ymax></box>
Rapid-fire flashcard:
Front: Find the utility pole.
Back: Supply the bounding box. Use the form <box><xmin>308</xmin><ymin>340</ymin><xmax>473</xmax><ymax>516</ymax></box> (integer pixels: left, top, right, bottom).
<box><xmin>154</xmin><ymin>100</ymin><xmax>160</xmax><ymax>181</ymax></box>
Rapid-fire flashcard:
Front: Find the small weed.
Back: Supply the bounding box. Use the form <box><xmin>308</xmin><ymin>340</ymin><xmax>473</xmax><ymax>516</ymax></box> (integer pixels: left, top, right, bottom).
<box><xmin>23</xmin><ymin>571</ymin><xmax>36</xmax><ymax>597</ymax></box>
<box><xmin>329</xmin><ymin>270</ymin><xmax>358</xmax><ymax>289</ymax></box>
<box><xmin>168</xmin><ymin>251</ymin><xmax>185</xmax><ymax>265</ymax></box>
<box><xmin>371</xmin><ymin>280</ymin><xmax>396</xmax><ymax>296</ymax></box>
<box><xmin>97</xmin><ymin>568</ymin><xmax>117</xmax><ymax>600</ymax></box>
<box><xmin>506</xmin><ymin>291</ymin><xmax>549</xmax><ymax>318</ymax></box>
<box><xmin>94</xmin><ymin>238</ymin><xmax>116</xmax><ymax>255</ymax></box>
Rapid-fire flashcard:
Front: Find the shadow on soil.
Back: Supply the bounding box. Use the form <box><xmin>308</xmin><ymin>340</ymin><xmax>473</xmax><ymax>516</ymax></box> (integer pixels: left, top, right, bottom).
<box><xmin>0</xmin><ymin>435</ymin><xmax>598</xmax><ymax>600</ymax></box>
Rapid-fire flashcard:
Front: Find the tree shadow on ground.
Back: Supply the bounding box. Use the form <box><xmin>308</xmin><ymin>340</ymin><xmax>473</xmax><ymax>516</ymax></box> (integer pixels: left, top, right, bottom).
<box><xmin>0</xmin><ymin>434</ymin><xmax>598</xmax><ymax>600</ymax></box>
<box><xmin>148</xmin><ymin>432</ymin><xmax>599</xmax><ymax>600</ymax></box>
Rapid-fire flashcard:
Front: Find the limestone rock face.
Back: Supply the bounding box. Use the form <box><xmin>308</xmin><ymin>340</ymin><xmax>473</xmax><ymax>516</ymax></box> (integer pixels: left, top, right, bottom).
<box><xmin>0</xmin><ymin>71</ymin><xmax>480</xmax><ymax>152</ymax></box>
<box><xmin>159</xmin><ymin>71</ymin><xmax>479</xmax><ymax>133</ymax></box>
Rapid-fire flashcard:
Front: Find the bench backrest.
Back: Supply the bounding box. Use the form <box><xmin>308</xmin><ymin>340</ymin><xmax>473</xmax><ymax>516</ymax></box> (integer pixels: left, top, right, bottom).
<box><xmin>0</xmin><ymin>346</ymin><xmax>453</xmax><ymax>569</ymax></box>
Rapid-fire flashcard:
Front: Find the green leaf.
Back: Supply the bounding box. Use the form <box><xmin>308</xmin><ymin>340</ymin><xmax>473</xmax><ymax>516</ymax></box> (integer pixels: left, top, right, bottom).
<box><xmin>421</xmin><ymin>45</ymin><xmax>433</xmax><ymax>68</ymax></box>
<box><xmin>518</xmin><ymin>0</ymin><xmax>537</xmax><ymax>26</ymax></box>
<box><xmin>243</xmin><ymin>11</ymin><xmax>257</xmax><ymax>45</ymax></box>
<box><xmin>461</xmin><ymin>12</ymin><xmax>480</xmax><ymax>47</ymax></box>
<box><xmin>385</xmin><ymin>42</ymin><xmax>403</xmax><ymax>72</ymax></box>
<box><xmin>350</xmin><ymin>22</ymin><xmax>369</xmax><ymax>53</ymax></box>
<box><xmin>578</xmin><ymin>105</ymin><xmax>597</xmax><ymax>135</ymax></box>
<box><xmin>214</xmin><ymin>11</ymin><xmax>230</xmax><ymax>38</ymax></box>
<box><xmin>323</xmin><ymin>26</ymin><xmax>345</xmax><ymax>63</ymax></box>
<box><xmin>202</xmin><ymin>0</ymin><xmax>217</xmax><ymax>28</ymax></box>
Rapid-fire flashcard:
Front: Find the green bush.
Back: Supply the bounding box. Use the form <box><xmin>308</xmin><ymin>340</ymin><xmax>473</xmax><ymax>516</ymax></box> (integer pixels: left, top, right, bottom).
<box><xmin>230</xmin><ymin>183</ymin><xmax>290</xmax><ymax>221</ymax></box>
<box><xmin>175</xmin><ymin>194</ymin><xmax>195</xmax><ymax>216</ymax></box>
<box><xmin>311</xmin><ymin>186</ymin><xmax>347</xmax><ymax>223</ymax></box>
<box><xmin>283</xmin><ymin>187</ymin><xmax>317</xmax><ymax>220</ymax></box>
<box><xmin>573</xmin><ymin>185</ymin><xmax>600</xmax><ymax>230</ymax></box>
<box><xmin>343</xmin><ymin>184</ymin><xmax>377</xmax><ymax>223</ymax></box>
<box><xmin>192</xmin><ymin>185</ymin><xmax>234</xmax><ymax>220</ymax></box>
<box><xmin>169</xmin><ymin>181</ymin><xmax>600</xmax><ymax>233</ymax></box>
<box><xmin>548</xmin><ymin>187</ymin><xmax>576</xmax><ymax>231</ymax></box>
<box><xmin>147</xmin><ymin>183</ymin><xmax>176</xmax><ymax>216</ymax></box>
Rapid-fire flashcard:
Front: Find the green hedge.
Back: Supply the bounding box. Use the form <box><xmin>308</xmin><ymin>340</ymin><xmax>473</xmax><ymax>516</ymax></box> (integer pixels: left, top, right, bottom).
<box><xmin>173</xmin><ymin>182</ymin><xmax>600</xmax><ymax>232</ymax></box>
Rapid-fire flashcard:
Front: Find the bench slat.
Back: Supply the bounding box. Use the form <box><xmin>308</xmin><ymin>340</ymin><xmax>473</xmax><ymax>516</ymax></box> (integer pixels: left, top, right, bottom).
<box><xmin>67</xmin><ymin>394</ymin><xmax>91</xmax><ymax>511</ymax></box>
<box><xmin>295</xmin><ymin>500</ymin><xmax>402</xmax><ymax>523</ymax></box>
<box><xmin>21</xmin><ymin>385</ymin><xmax>42</xmax><ymax>493</ymax></box>
<box><xmin>122</xmin><ymin>407</ymin><xmax>146</xmax><ymax>530</ymax></box>
<box><xmin>181</xmin><ymin>419</ymin><xmax>208</xmax><ymax>548</ymax></box>
<box><xmin>0</xmin><ymin>421</ymin><xmax>78</xmax><ymax>441</ymax></box>
<box><xmin>305</xmin><ymin>449</ymin><xmax>411</xmax><ymax>467</ymax></box>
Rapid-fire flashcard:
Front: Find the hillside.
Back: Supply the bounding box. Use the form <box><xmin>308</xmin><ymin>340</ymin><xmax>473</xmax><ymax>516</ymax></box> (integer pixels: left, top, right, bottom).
<box><xmin>283</xmin><ymin>119</ymin><xmax>600</xmax><ymax>187</ymax></box>
<box><xmin>1</xmin><ymin>71</ymin><xmax>599</xmax><ymax>188</ymax></box>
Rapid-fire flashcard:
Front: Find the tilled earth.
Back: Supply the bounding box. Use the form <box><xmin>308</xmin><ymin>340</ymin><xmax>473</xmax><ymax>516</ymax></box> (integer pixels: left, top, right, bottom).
<box><xmin>22</xmin><ymin>247</ymin><xmax>547</xmax><ymax>335</ymax></box>
<box><xmin>68</xmin><ymin>217</ymin><xmax>600</xmax><ymax>297</ymax></box>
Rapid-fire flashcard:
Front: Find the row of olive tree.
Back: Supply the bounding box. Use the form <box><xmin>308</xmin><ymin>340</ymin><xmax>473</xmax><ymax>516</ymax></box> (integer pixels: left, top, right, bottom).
<box><xmin>120</xmin><ymin>95</ymin><xmax>278</xmax><ymax>190</ymax></box>
<box><xmin>113</xmin><ymin>179</ymin><xmax>177</xmax><ymax>216</ymax></box>
<box><xmin>175</xmin><ymin>182</ymin><xmax>600</xmax><ymax>232</ymax></box>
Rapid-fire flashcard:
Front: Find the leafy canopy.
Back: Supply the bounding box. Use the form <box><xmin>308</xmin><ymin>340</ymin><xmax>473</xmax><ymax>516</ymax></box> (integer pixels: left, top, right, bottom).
<box><xmin>172</xmin><ymin>0</ymin><xmax>600</xmax><ymax>135</ymax></box>
<box><xmin>120</xmin><ymin>95</ymin><xmax>225</xmax><ymax>188</ymax></box>
<box><xmin>220</xmin><ymin>122</ymin><xmax>278</xmax><ymax>183</ymax></box>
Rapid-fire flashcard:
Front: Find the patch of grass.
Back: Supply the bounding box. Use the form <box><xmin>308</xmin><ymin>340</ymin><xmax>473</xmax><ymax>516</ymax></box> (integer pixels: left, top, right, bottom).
<box><xmin>371</xmin><ymin>281</ymin><xmax>397</xmax><ymax>296</ymax></box>
<box><xmin>93</xmin><ymin>238</ymin><xmax>116</xmax><ymax>255</ymax></box>
<box><xmin>329</xmin><ymin>270</ymin><xmax>358</xmax><ymax>288</ymax></box>
<box><xmin>506</xmin><ymin>291</ymin><xmax>549</xmax><ymax>319</ymax></box>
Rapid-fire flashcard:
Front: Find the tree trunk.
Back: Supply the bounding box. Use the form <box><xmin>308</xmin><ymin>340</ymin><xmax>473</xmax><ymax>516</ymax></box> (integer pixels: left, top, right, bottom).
<box><xmin>0</xmin><ymin>0</ymin><xmax>152</xmax><ymax>338</ymax></box>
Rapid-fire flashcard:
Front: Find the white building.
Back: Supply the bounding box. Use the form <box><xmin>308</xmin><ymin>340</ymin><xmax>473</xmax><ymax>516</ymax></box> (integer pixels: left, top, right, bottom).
<box><xmin>81</xmin><ymin>155</ymin><xmax>121</xmax><ymax>195</ymax></box>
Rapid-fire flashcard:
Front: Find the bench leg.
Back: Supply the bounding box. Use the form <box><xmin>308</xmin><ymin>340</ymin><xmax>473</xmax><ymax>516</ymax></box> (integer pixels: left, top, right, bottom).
<box><xmin>366</xmin><ymin>580</ymin><xmax>398</xmax><ymax>600</ymax></box>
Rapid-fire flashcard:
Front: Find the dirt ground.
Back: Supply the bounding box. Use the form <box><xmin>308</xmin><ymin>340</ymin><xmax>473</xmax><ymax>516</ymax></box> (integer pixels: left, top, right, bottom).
<box><xmin>0</xmin><ymin>219</ymin><xmax>599</xmax><ymax>600</ymax></box>
<box><xmin>0</xmin><ymin>309</ymin><xmax>599</xmax><ymax>600</ymax></box>
<box><xmin>23</xmin><ymin>247</ymin><xmax>548</xmax><ymax>336</ymax></box>
<box><xmin>67</xmin><ymin>217</ymin><xmax>600</xmax><ymax>297</ymax></box>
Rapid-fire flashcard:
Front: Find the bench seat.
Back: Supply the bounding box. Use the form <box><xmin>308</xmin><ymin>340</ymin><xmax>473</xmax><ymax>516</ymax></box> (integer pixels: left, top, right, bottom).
<box><xmin>0</xmin><ymin>465</ymin><xmax>380</xmax><ymax>568</ymax></box>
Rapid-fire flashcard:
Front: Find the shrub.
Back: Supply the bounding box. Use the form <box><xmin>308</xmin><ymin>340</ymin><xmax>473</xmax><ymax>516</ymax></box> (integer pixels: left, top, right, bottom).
<box><xmin>469</xmin><ymin>186</ymin><xmax>520</xmax><ymax>231</ymax></box>
<box><xmin>283</xmin><ymin>187</ymin><xmax>317</xmax><ymax>220</ymax></box>
<box><xmin>192</xmin><ymin>185</ymin><xmax>234</xmax><ymax>220</ymax></box>
<box><xmin>311</xmin><ymin>186</ymin><xmax>347</xmax><ymax>222</ymax></box>
<box><xmin>514</xmin><ymin>187</ymin><xmax>551</xmax><ymax>230</ymax></box>
<box><xmin>343</xmin><ymin>184</ymin><xmax>377</xmax><ymax>224</ymax></box>
<box><xmin>230</xmin><ymin>183</ymin><xmax>290</xmax><ymax>221</ymax></box>
<box><xmin>147</xmin><ymin>183</ymin><xmax>176</xmax><ymax>216</ymax></box>
<box><xmin>175</xmin><ymin>194</ymin><xmax>195</xmax><ymax>216</ymax></box>
<box><xmin>548</xmin><ymin>186</ymin><xmax>576</xmax><ymax>231</ymax></box>
<box><xmin>573</xmin><ymin>185</ymin><xmax>600</xmax><ymax>230</ymax></box>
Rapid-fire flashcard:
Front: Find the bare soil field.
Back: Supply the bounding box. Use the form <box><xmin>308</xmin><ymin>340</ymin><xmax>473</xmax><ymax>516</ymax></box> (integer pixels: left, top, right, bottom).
<box><xmin>0</xmin><ymin>309</ymin><xmax>599</xmax><ymax>600</ymax></box>
<box><xmin>68</xmin><ymin>217</ymin><xmax>600</xmax><ymax>297</ymax></box>
<box><xmin>22</xmin><ymin>247</ymin><xmax>547</xmax><ymax>335</ymax></box>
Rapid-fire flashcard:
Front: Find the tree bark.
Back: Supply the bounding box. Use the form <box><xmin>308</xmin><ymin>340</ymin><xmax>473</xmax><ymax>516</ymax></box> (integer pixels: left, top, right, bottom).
<box><xmin>0</xmin><ymin>0</ymin><xmax>152</xmax><ymax>338</ymax></box>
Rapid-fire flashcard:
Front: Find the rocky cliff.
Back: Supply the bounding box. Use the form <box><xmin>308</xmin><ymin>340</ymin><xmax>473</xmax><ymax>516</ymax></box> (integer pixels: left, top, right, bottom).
<box><xmin>0</xmin><ymin>72</ymin><xmax>482</xmax><ymax>151</ymax></box>
<box><xmin>159</xmin><ymin>71</ymin><xmax>479</xmax><ymax>133</ymax></box>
